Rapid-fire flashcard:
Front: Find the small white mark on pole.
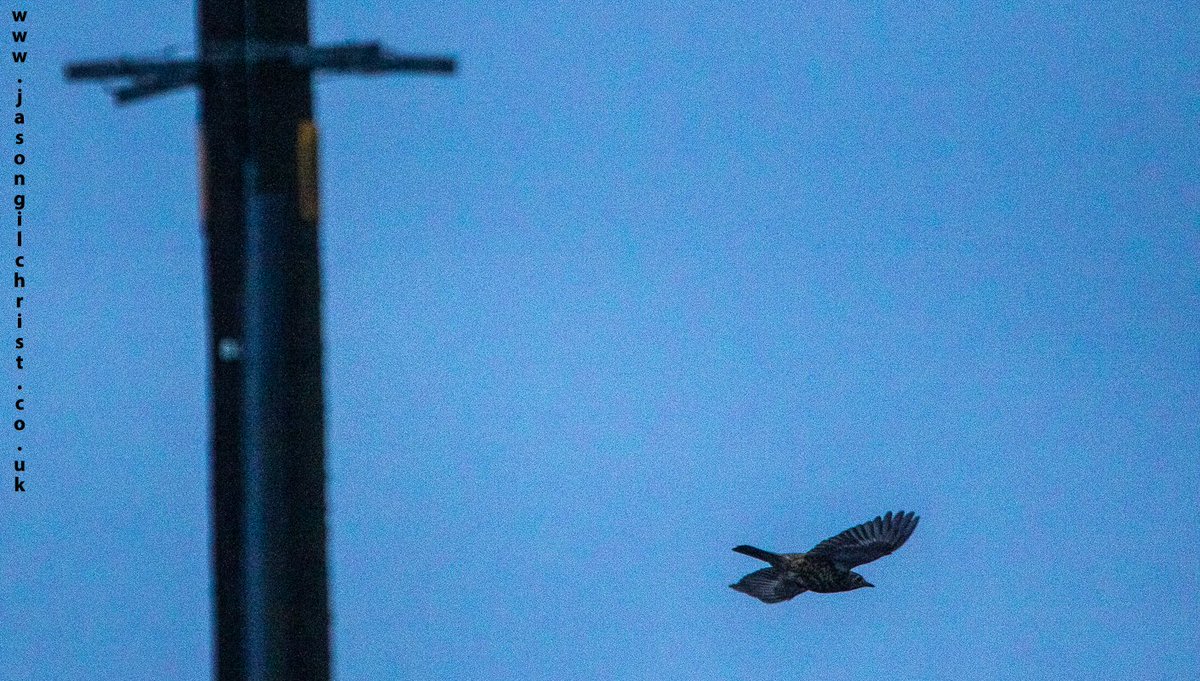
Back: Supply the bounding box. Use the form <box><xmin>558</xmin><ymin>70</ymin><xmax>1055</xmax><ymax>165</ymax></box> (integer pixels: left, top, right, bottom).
<box><xmin>218</xmin><ymin>338</ymin><xmax>242</xmax><ymax>361</ymax></box>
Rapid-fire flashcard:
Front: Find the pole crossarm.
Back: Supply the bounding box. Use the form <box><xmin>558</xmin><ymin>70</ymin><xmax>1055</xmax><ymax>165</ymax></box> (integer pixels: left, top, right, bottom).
<box><xmin>64</xmin><ymin>40</ymin><xmax>455</xmax><ymax>104</ymax></box>
<box><xmin>291</xmin><ymin>41</ymin><xmax>455</xmax><ymax>74</ymax></box>
<box><xmin>64</xmin><ymin>58</ymin><xmax>199</xmax><ymax>104</ymax></box>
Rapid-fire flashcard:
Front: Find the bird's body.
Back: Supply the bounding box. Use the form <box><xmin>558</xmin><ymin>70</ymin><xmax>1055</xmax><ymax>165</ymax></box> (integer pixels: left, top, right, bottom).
<box><xmin>730</xmin><ymin>511</ymin><xmax>919</xmax><ymax>603</ymax></box>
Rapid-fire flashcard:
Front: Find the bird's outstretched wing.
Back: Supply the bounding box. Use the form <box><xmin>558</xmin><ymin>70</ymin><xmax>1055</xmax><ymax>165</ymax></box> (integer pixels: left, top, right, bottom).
<box><xmin>730</xmin><ymin>567</ymin><xmax>807</xmax><ymax>603</ymax></box>
<box><xmin>806</xmin><ymin>511</ymin><xmax>919</xmax><ymax>569</ymax></box>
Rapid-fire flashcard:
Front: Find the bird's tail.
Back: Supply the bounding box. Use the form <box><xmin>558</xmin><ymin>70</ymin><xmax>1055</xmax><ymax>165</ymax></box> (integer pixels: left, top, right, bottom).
<box><xmin>732</xmin><ymin>545</ymin><xmax>783</xmax><ymax>565</ymax></box>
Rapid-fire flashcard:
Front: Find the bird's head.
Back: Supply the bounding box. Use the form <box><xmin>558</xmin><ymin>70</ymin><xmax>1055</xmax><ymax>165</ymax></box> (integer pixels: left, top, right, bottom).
<box><xmin>849</xmin><ymin>573</ymin><xmax>874</xmax><ymax>590</ymax></box>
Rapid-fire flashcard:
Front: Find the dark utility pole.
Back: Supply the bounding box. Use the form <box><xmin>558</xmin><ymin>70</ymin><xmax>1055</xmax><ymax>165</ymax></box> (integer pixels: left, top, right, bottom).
<box><xmin>65</xmin><ymin>2</ymin><xmax>455</xmax><ymax>680</ymax></box>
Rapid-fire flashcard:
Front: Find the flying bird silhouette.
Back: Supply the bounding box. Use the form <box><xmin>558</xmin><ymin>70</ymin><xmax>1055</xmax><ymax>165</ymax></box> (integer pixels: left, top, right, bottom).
<box><xmin>730</xmin><ymin>511</ymin><xmax>919</xmax><ymax>603</ymax></box>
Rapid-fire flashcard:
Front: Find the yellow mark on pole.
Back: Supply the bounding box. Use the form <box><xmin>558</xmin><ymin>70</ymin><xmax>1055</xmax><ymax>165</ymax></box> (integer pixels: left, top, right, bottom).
<box><xmin>297</xmin><ymin>120</ymin><xmax>320</xmax><ymax>223</ymax></box>
<box><xmin>198</xmin><ymin>127</ymin><xmax>208</xmax><ymax>222</ymax></box>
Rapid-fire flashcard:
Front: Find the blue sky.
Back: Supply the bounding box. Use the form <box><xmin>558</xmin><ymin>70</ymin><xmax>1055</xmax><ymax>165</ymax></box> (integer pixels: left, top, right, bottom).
<box><xmin>3</xmin><ymin>2</ymin><xmax>1198</xmax><ymax>679</ymax></box>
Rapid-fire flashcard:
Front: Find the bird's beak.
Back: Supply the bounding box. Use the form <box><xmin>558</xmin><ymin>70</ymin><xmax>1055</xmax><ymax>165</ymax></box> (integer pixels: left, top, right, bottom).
<box><xmin>864</xmin><ymin>582</ymin><xmax>875</xmax><ymax>588</ymax></box>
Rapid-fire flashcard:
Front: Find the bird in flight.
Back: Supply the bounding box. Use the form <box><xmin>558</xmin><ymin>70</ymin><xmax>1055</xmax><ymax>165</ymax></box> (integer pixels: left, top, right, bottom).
<box><xmin>730</xmin><ymin>510</ymin><xmax>919</xmax><ymax>603</ymax></box>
